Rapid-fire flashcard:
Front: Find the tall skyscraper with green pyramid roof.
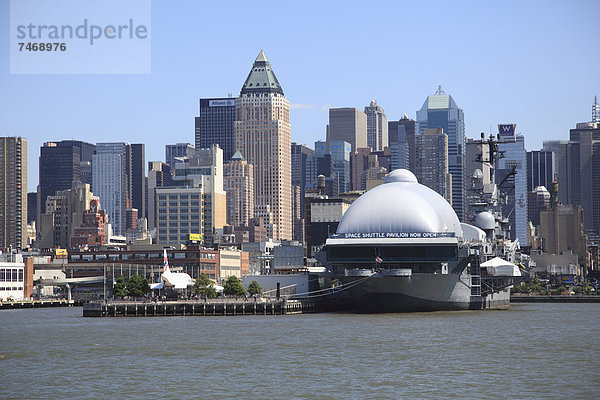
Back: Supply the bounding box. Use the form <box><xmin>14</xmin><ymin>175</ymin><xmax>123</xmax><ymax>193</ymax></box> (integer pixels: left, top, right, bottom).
<box><xmin>234</xmin><ymin>50</ymin><xmax>292</xmax><ymax>240</ymax></box>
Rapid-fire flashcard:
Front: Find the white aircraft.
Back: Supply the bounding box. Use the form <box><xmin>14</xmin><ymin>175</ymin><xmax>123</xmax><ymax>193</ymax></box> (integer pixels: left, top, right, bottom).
<box><xmin>150</xmin><ymin>250</ymin><xmax>195</xmax><ymax>290</ymax></box>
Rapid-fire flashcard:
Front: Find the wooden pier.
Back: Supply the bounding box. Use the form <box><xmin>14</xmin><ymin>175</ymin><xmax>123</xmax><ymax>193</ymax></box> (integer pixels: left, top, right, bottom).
<box><xmin>0</xmin><ymin>298</ymin><xmax>82</xmax><ymax>310</ymax></box>
<box><xmin>83</xmin><ymin>298</ymin><xmax>315</xmax><ymax>317</ymax></box>
<box><xmin>510</xmin><ymin>294</ymin><xmax>600</xmax><ymax>303</ymax></box>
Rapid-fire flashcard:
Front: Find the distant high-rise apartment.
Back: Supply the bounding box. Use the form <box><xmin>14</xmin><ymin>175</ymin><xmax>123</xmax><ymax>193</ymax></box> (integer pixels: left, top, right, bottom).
<box><xmin>164</xmin><ymin>144</ymin><xmax>226</xmax><ymax>245</ymax></box>
<box><xmin>327</xmin><ymin>108</ymin><xmax>367</xmax><ymax>152</ymax></box>
<box><xmin>526</xmin><ymin>150</ymin><xmax>555</xmax><ymax>193</ymax></box>
<box><xmin>306</xmin><ymin>147</ymin><xmax>333</xmax><ymax>193</ymax></box>
<box><xmin>130</xmin><ymin>143</ymin><xmax>145</xmax><ymax>220</ymax></box>
<box><xmin>351</xmin><ymin>147</ymin><xmax>372</xmax><ymax>191</ymax></box>
<box><xmin>415</xmin><ymin>128</ymin><xmax>452</xmax><ymax>204</ymax></box>
<box><xmin>70</xmin><ymin>198</ymin><xmax>107</xmax><ymax>249</ymax></box>
<box><xmin>0</xmin><ymin>137</ymin><xmax>27</xmax><ymax>249</ymax></box>
<box><xmin>559</xmin><ymin>116</ymin><xmax>600</xmax><ymax>234</ymax></box>
<box><xmin>39</xmin><ymin>142</ymin><xmax>80</xmax><ymax>216</ymax></box>
<box><xmin>496</xmin><ymin>125</ymin><xmax>528</xmax><ymax>245</ymax></box>
<box><xmin>291</xmin><ymin>142</ymin><xmax>314</xmax><ymax>218</ymax></box>
<box><xmin>165</xmin><ymin>143</ymin><xmax>195</xmax><ymax>170</ymax></box>
<box><xmin>147</xmin><ymin>161</ymin><xmax>172</xmax><ymax>230</ymax></box>
<box><xmin>39</xmin><ymin>140</ymin><xmax>95</xmax><ymax>216</ymax></box>
<box><xmin>417</xmin><ymin>86</ymin><xmax>466</xmax><ymax>221</ymax></box>
<box><xmin>388</xmin><ymin>115</ymin><xmax>415</xmax><ymax>172</ymax></box>
<box><xmin>329</xmin><ymin>140</ymin><xmax>351</xmax><ymax>194</ymax></box>
<box><xmin>234</xmin><ymin>50</ymin><xmax>292</xmax><ymax>240</ymax></box>
<box><xmin>52</xmin><ymin>140</ymin><xmax>96</xmax><ymax>184</ymax></box>
<box><xmin>224</xmin><ymin>151</ymin><xmax>254</xmax><ymax>229</ymax></box>
<box><xmin>528</xmin><ymin>186</ymin><xmax>550</xmax><ymax>228</ymax></box>
<box><xmin>92</xmin><ymin>143</ymin><xmax>130</xmax><ymax>236</ymax></box>
<box><xmin>39</xmin><ymin>183</ymin><xmax>97</xmax><ymax>249</ymax></box>
<box><xmin>195</xmin><ymin>98</ymin><xmax>236</xmax><ymax>161</ymax></box>
<box><xmin>364</xmin><ymin>100</ymin><xmax>388</xmax><ymax>151</ymax></box>
<box><xmin>27</xmin><ymin>192</ymin><xmax>36</xmax><ymax>225</ymax></box>
<box><xmin>542</xmin><ymin>140</ymin><xmax>567</xmax><ymax>182</ymax></box>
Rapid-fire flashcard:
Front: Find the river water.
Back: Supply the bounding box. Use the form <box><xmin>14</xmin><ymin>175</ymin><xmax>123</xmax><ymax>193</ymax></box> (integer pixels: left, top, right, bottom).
<box><xmin>1</xmin><ymin>303</ymin><xmax>598</xmax><ymax>399</ymax></box>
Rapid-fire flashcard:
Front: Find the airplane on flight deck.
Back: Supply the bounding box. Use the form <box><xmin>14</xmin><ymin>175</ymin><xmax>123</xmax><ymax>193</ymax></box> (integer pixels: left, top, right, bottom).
<box><xmin>150</xmin><ymin>249</ymin><xmax>195</xmax><ymax>290</ymax></box>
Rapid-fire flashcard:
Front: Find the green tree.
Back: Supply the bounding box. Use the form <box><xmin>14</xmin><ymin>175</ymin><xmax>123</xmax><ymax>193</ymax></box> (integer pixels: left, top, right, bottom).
<box><xmin>247</xmin><ymin>280</ymin><xmax>262</xmax><ymax>296</ymax></box>
<box><xmin>581</xmin><ymin>280</ymin><xmax>594</xmax><ymax>295</ymax></box>
<box><xmin>223</xmin><ymin>276</ymin><xmax>246</xmax><ymax>296</ymax></box>
<box><xmin>194</xmin><ymin>273</ymin><xmax>217</xmax><ymax>299</ymax></box>
<box><xmin>126</xmin><ymin>274</ymin><xmax>150</xmax><ymax>298</ymax></box>
<box><xmin>527</xmin><ymin>276</ymin><xmax>544</xmax><ymax>294</ymax></box>
<box><xmin>113</xmin><ymin>275</ymin><xmax>127</xmax><ymax>298</ymax></box>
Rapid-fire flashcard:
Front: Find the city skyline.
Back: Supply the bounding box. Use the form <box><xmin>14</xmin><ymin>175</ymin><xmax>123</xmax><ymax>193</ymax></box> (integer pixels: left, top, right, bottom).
<box><xmin>0</xmin><ymin>0</ymin><xmax>598</xmax><ymax>188</ymax></box>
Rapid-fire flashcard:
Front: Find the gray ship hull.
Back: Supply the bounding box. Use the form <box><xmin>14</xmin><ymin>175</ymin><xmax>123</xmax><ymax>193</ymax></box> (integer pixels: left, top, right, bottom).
<box><xmin>336</xmin><ymin>273</ymin><xmax>510</xmax><ymax>313</ymax></box>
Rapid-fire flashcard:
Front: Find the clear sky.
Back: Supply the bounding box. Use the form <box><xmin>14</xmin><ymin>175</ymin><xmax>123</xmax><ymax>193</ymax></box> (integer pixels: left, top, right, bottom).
<box><xmin>1</xmin><ymin>0</ymin><xmax>599</xmax><ymax>189</ymax></box>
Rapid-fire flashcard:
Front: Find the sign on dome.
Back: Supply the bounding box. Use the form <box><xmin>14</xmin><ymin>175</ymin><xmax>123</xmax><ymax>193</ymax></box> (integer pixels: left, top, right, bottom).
<box><xmin>330</xmin><ymin>232</ymin><xmax>455</xmax><ymax>239</ymax></box>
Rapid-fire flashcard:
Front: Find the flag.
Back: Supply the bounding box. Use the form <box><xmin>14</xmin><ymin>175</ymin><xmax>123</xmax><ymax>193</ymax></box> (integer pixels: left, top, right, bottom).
<box><xmin>375</xmin><ymin>256</ymin><xmax>383</xmax><ymax>264</ymax></box>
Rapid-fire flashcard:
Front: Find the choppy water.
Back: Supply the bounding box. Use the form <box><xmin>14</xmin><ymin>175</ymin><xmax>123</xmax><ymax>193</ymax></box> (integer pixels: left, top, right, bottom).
<box><xmin>1</xmin><ymin>303</ymin><xmax>599</xmax><ymax>399</ymax></box>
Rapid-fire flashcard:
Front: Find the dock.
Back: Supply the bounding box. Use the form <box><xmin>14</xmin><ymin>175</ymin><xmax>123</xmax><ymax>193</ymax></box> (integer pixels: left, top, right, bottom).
<box><xmin>83</xmin><ymin>298</ymin><xmax>316</xmax><ymax>317</ymax></box>
<box><xmin>0</xmin><ymin>298</ymin><xmax>80</xmax><ymax>310</ymax></box>
<box><xmin>511</xmin><ymin>294</ymin><xmax>600</xmax><ymax>303</ymax></box>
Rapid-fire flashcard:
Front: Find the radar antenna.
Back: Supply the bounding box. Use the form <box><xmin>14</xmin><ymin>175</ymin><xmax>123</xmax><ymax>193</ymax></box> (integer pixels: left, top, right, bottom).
<box><xmin>475</xmin><ymin>132</ymin><xmax>505</xmax><ymax>184</ymax></box>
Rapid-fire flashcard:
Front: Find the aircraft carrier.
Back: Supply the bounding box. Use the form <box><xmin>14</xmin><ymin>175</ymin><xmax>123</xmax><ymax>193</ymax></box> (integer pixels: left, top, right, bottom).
<box><xmin>323</xmin><ymin>169</ymin><xmax>525</xmax><ymax>313</ymax></box>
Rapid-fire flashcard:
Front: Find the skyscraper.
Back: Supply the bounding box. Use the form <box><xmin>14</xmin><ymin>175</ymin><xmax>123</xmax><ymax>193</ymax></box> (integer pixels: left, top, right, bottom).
<box><xmin>388</xmin><ymin>115</ymin><xmax>415</xmax><ymax>172</ymax></box>
<box><xmin>415</xmin><ymin>128</ymin><xmax>452</xmax><ymax>204</ymax></box>
<box><xmin>0</xmin><ymin>137</ymin><xmax>27</xmax><ymax>249</ymax></box>
<box><xmin>224</xmin><ymin>151</ymin><xmax>254</xmax><ymax>229</ymax></box>
<box><xmin>38</xmin><ymin>183</ymin><xmax>97</xmax><ymax>249</ymax></box>
<box><xmin>306</xmin><ymin>146</ymin><xmax>333</xmax><ymax>193</ymax></box>
<box><xmin>542</xmin><ymin>140</ymin><xmax>567</xmax><ymax>182</ymax></box>
<box><xmin>39</xmin><ymin>142</ymin><xmax>80</xmax><ymax>216</ymax></box>
<box><xmin>92</xmin><ymin>143</ymin><xmax>129</xmax><ymax>236</ymax></box>
<box><xmin>158</xmin><ymin>145</ymin><xmax>226</xmax><ymax>245</ymax></box>
<box><xmin>526</xmin><ymin>150</ymin><xmax>555</xmax><ymax>192</ymax></box>
<box><xmin>130</xmin><ymin>143</ymin><xmax>145</xmax><ymax>219</ymax></box>
<box><xmin>38</xmin><ymin>140</ymin><xmax>95</xmax><ymax>212</ymax></box>
<box><xmin>53</xmin><ymin>140</ymin><xmax>96</xmax><ymax>185</ymax></box>
<box><xmin>364</xmin><ymin>100</ymin><xmax>388</xmax><ymax>151</ymax></box>
<box><xmin>329</xmin><ymin>140</ymin><xmax>352</xmax><ymax>194</ymax></box>
<box><xmin>165</xmin><ymin>143</ymin><xmax>195</xmax><ymax>170</ymax></box>
<box><xmin>291</xmin><ymin>142</ymin><xmax>314</xmax><ymax>217</ymax></box>
<box><xmin>351</xmin><ymin>147</ymin><xmax>372</xmax><ymax>191</ymax></box>
<box><xmin>147</xmin><ymin>161</ymin><xmax>172</xmax><ymax>230</ymax></box>
<box><xmin>417</xmin><ymin>86</ymin><xmax>466</xmax><ymax>221</ymax></box>
<box><xmin>496</xmin><ymin>124</ymin><xmax>528</xmax><ymax>245</ymax></box>
<box><xmin>234</xmin><ymin>50</ymin><xmax>292</xmax><ymax>240</ymax></box>
<box><xmin>327</xmin><ymin>108</ymin><xmax>367</xmax><ymax>152</ymax></box>
<box><xmin>195</xmin><ymin>98</ymin><xmax>236</xmax><ymax>161</ymax></box>
<box><xmin>559</xmin><ymin>119</ymin><xmax>600</xmax><ymax>234</ymax></box>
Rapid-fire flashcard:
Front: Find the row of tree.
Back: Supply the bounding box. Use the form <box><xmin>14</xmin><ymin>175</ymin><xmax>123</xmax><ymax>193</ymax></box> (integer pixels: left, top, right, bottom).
<box><xmin>112</xmin><ymin>273</ymin><xmax>262</xmax><ymax>299</ymax></box>
<box><xmin>194</xmin><ymin>274</ymin><xmax>262</xmax><ymax>298</ymax></box>
<box><xmin>113</xmin><ymin>274</ymin><xmax>150</xmax><ymax>298</ymax></box>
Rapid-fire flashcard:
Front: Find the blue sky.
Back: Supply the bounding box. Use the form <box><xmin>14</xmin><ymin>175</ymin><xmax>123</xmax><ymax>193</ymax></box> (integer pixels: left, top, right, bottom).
<box><xmin>1</xmin><ymin>0</ymin><xmax>599</xmax><ymax>189</ymax></box>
